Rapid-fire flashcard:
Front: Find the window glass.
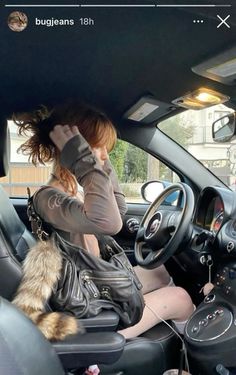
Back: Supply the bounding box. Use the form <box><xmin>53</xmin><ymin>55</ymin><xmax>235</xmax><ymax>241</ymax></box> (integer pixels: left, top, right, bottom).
<box><xmin>110</xmin><ymin>140</ymin><xmax>179</xmax><ymax>203</ymax></box>
<box><xmin>158</xmin><ymin>104</ymin><xmax>235</xmax><ymax>189</ymax></box>
<box><xmin>1</xmin><ymin>126</ymin><xmax>179</xmax><ymax>202</ymax></box>
<box><xmin>0</xmin><ymin>121</ymin><xmax>51</xmax><ymax>197</ymax></box>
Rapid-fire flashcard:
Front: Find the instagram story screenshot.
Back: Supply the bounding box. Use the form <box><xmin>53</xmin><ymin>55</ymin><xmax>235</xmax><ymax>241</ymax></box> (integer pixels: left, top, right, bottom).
<box><xmin>0</xmin><ymin>1</ymin><xmax>236</xmax><ymax>375</ymax></box>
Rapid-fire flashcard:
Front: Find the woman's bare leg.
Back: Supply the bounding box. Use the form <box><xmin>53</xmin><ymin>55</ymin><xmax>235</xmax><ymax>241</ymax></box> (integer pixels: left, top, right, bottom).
<box><xmin>134</xmin><ymin>265</ymin><xmax>172</xmax><ymax>294</ymax></box>
<box><xmin>118</xmin><ymin>286</ymin><xmax>194</xmax><ymax>339</ymax></box>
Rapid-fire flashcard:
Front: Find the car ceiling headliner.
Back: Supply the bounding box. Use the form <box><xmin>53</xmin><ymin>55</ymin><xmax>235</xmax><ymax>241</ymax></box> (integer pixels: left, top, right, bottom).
<box><xmin>0</xmin><ymin>0</ymin><xmax>236</xmax><ymax>129</ymax></box>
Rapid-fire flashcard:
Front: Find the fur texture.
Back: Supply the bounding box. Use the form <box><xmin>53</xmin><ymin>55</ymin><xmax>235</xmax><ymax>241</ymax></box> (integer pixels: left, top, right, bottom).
<box><xmin>13</xmin><ymin>239</ymin><xmax>82</xmax><ymax>341</ymax></box>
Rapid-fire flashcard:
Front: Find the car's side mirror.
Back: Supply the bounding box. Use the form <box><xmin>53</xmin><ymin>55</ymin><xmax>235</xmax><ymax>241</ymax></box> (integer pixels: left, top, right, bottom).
<box><xmin>212</xmin><ymin>112</ymin><xmax>236</xmax><ymax>142</ymax></box>
<box><xmin>141</xmin><ymin>180</ymin><xmax>180</xmax><ymax>205</ymax></box>
<box><xmin>141</xmin><ymin>181</ymin><xmax>166</xmax><ymax>203</ymax></box>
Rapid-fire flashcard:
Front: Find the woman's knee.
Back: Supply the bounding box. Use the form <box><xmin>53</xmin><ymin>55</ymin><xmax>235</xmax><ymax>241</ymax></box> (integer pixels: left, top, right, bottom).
<box><xmin>172</xmin><ymin>286</ymin><xmax>194</xmax><ymax>317</ymax></box>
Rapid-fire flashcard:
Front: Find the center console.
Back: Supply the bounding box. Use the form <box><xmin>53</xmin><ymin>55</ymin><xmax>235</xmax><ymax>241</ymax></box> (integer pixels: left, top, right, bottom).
<box><xmin>184</xmin><ymin>262</ymin><xmax>236</xmax><ymax>375</ymax></box>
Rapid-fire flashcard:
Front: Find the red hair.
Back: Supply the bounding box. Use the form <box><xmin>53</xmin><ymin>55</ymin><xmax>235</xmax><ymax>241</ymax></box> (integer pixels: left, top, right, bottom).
<box><xmin>13</xmin><ymin>101</ymin><xmax>117</xmax><ymax>195</ymax></box>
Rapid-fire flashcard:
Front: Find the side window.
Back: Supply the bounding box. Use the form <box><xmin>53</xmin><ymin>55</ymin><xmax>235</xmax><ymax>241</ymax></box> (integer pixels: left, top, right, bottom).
<box><xmin>0</xmin><ymin>121</ymin><xmax>51</xmax><ymax>197</ymax></box>
<box><xmin>110</xmin><ymin>140</ymin><xmax>180</xmax><ymax>203</ymax></box>
<box><xmin>0</xmin><ymin>127</ymin><xmax>179</xmax><ymax>201</ymax></box>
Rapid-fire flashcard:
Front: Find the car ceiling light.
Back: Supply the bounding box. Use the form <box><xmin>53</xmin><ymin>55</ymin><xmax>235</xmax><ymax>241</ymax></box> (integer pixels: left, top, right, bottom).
<box><xmin>192</xmin><ymin>46</ymin><xmax>236</xmax><ymax>86</ymax></box>
<box><xmin>172</xmin><ymin>88</ymin><xmax>229</xmax><ymax>110</ymax></box>
<box><xmin>123</xmin><ymin>96</ymin><xmax>177</xmax><ymax>124</ymax></box>
<box><xmin>195</xmin><ymin>92</ymin><xmax>221</xmax><ymax>104</ymax></box>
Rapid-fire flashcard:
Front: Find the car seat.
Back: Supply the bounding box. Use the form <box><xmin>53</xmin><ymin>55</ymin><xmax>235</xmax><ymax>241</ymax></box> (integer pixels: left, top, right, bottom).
<box><xmin>0</xmin><ymin>296</ymin><xmax>125</xmax><ymax>375</ymax></box>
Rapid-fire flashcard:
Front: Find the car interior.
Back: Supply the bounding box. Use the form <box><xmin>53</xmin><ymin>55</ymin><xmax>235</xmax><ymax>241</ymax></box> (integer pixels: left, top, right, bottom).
<box><xmin>0</xmin><ymin>0</ymin><xmax>236</xmax><ymax>374</ymax></box>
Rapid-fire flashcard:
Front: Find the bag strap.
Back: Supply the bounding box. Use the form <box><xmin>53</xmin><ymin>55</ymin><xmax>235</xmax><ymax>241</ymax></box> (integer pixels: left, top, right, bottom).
<box><xmin>96</xmin><ymin>234</ymin><xmax>124</xmax><ymax>259</ymax></box>
<box><xmin>27</xmin><ymin>187</ymin><xmax>50</xmax><ymax>242</ymax></box>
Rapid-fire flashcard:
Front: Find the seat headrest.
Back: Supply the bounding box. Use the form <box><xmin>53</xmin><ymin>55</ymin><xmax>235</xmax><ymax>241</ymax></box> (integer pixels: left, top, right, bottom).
<box><xmin>0</xmin><ymin>119</ymin><xmax>10</xmax><ymax>178</ymax></box>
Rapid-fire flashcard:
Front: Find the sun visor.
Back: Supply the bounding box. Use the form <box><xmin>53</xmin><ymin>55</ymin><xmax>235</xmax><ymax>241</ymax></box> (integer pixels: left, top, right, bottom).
<box><xmin>192</xmin><ymin>46</ymin><xmax>236</xmax><ymax>86</ymax></box>
<box><xmin>123</xmin><ymin>96</ymin><xmax>177</xmax><ymax>124</ymax></box>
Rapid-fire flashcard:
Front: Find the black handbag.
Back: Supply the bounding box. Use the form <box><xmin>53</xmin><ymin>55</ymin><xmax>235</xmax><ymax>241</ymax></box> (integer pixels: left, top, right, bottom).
<box><xmin>27</xmin><ymin>188</ymin><xmax>145</xmax><ymax>329</ymax></box>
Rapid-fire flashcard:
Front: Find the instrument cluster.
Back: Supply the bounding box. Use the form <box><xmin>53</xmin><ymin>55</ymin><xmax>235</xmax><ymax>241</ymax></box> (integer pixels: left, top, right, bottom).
<box><xmin>195</xmin><ymin>188</ymin><xmax>226</xmax><ymax>237</ymax></box>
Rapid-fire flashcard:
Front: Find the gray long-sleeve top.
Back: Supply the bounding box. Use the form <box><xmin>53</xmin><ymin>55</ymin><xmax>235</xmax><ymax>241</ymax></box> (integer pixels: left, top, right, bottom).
<box><xmin>33</xmin><ymin>134</ymin><xmax>127</xmax><ymax>253</ymax></box>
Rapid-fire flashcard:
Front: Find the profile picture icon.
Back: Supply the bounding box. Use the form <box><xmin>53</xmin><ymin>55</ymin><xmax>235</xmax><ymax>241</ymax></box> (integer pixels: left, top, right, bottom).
<box><xmin>8</xmin><ymin>11</ymin><xmax>28</xmax><ymax>32</ymax></box>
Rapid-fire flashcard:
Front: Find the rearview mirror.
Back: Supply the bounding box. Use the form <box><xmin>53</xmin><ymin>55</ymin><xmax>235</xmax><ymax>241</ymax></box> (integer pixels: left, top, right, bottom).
<box><xmin>212</xmin><ymin>112</ymin><xmax>236</xmax><ymax>142</ymax></box>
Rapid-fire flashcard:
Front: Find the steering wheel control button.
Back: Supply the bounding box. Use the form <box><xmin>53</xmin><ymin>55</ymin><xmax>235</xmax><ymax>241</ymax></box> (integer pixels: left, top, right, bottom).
<box><xmin>204</xmin><ymin>294</ymin><xmax>215</xmax><ymax>303</ymax></box>
<box><xmin>185</xmin><ymin>305</ymin><xmax>233</xmax><ymax>342</ymax></box>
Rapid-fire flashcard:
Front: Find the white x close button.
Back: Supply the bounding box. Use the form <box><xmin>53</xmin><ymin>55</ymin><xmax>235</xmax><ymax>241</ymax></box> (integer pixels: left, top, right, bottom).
<box><xmin>217</xmin><ymin>14</ymin><xmax>231</xmax><ymax>28</ymax></box>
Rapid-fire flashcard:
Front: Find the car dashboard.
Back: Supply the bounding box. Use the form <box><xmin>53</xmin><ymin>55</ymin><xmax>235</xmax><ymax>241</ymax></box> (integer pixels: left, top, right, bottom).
<box><xmin>175</xmin><ymin>185</ymin><xmax>236</xmax><ymax>286</ymax></box>
<box><xmin>193</xmin><ymin>186</ymin><xmax>236</xmax><ymax>254</ymax></box>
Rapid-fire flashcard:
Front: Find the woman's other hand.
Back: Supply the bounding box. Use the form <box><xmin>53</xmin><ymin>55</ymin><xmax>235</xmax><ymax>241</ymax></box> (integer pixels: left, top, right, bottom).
<box><xmin>49</xmin><ymin>125</ymin><xmax>79</xmax><ymax>151</ymax></box>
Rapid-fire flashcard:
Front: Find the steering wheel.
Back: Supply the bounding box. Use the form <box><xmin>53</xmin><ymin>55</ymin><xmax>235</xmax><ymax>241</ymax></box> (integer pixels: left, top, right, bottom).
<box><xmin>135</xmin><ymin>182</ymin><xmax>195</xmax><ymax>269</ymax></box>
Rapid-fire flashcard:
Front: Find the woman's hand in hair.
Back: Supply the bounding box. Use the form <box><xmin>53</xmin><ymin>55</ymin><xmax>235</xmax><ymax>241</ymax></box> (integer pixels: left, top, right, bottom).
<box><xmin>49</xmin><ymin>125</ymin><xmax>79</xmax><ymax>151</ymax></box>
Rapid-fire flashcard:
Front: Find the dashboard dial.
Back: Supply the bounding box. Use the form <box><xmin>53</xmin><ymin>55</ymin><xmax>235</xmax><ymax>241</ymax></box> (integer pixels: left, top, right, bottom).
<box><xmin>210</xmin><ymin>211</ymin><xmax>224</xmax><ymax>234</ymax></box>
<box><xmin>204</xmin><ymin>196</ymin><xmax>224</xmax><ymax>234</ymax></box>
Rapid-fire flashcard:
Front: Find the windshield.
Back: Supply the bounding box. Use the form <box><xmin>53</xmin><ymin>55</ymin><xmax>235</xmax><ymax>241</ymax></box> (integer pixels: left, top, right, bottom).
<box><xmin>158</xmin><ymin>104</ymin><xmax>236</xmax><ymax>190</ymax></box>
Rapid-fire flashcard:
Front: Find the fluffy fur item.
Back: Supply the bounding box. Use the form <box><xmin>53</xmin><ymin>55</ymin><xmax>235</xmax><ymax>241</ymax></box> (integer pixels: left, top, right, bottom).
<box><xmin>13</xmin><ymin>239</ymin><xmax>82</xmax><ymax>341</ymax></box>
